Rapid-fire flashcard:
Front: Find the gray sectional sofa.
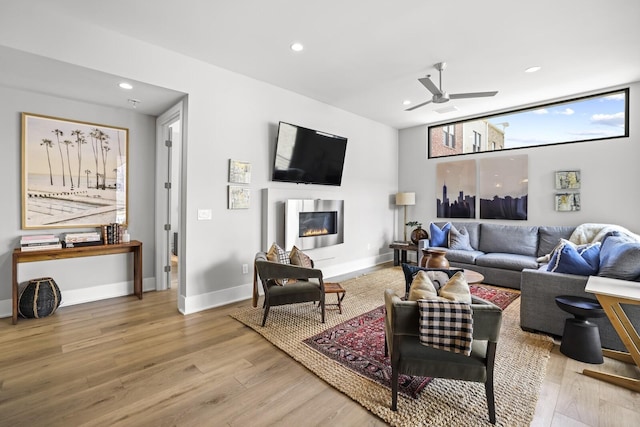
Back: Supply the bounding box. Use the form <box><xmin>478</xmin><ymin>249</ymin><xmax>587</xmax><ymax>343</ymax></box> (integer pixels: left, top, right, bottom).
<box><xmin>420</xmin><ymin>221</ymin><xmax>640</xmax><ymax>351</ymax></box>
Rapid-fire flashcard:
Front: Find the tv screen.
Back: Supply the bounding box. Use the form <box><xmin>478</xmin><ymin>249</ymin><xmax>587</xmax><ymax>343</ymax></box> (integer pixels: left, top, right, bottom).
<box><xmin>272</xmin><ymin>122</ymin><xmax>348</xmax><ymax>186</ymax></box>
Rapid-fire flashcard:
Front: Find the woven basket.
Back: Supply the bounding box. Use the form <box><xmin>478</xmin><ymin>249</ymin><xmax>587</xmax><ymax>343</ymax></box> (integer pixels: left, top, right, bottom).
<box><xmin>18</xmin><ymin>277</ymin><xmax>62</xmax><ymax>318</ymax></box>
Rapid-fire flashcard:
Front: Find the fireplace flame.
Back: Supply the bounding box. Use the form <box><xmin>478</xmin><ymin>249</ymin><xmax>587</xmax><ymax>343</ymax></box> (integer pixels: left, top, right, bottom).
<box><xmin>303</xmin><ymin>228</ymin><xmax>329</xmax><ymax>237</ymax></box>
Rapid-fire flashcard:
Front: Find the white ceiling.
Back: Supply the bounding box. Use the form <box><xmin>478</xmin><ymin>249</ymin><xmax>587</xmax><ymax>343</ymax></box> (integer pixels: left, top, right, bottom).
<box><xmin>4</xmin><ymin>0</ymin><xmax>640</xmax><ymax>128</ymax></box>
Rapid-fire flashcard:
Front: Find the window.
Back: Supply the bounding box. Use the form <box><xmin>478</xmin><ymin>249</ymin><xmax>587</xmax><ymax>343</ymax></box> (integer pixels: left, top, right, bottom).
<box><xmin>428</xmin><ymin>88</ymin><xmax>629</xmax><ymax>158</ymax></box>
<box><xmin>473</xmin><ymin>131</ymin><xmax>481</xmax><ymax>152</ymax></box>
<box><xmin>443</xmin><ymin>125</ymin><xmax>455</xmax><ymax>148</ymax></box>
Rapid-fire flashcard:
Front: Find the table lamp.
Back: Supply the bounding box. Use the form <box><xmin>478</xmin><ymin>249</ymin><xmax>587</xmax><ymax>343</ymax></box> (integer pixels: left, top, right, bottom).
<box><xmin>395</xmin><ymin>192</ymin><xmax>415</xmax><ymax>242</ymax></box>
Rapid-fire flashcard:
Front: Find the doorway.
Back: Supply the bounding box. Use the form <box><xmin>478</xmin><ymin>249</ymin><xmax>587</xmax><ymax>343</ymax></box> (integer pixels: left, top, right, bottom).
<box><xmin>155</xmin><ymin>101</ymin><xmax>184</xmax><ymax>302</ymax></box>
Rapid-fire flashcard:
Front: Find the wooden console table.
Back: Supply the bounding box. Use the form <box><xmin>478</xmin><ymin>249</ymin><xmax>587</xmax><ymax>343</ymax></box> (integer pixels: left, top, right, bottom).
<box><xmin>11</xmin><ymin>240</ymin><xmax>143</xmax><ymax>325</ymax></box>
<box><xmin>584</xmin><ymin>275</ymin><xmax>640</xmax><ymax>392</ymax></box>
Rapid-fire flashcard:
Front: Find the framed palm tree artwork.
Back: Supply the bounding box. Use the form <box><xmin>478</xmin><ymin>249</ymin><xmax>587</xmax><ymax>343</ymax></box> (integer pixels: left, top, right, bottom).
<box><xmin>21</xmin><ymin>113</ymin><xmax>129</xmax><ymax>229</ymax></box>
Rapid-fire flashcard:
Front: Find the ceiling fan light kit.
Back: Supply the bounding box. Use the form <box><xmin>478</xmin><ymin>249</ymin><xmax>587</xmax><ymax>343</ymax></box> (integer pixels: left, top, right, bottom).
<box><xmin>406</xmin><ymin>62</ymin><xmax>498</xmax><ymax>111</ymax></box>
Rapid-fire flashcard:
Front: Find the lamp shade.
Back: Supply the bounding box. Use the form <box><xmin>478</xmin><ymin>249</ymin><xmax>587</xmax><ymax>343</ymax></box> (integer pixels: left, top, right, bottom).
<box><xmin>395</xmin><ymin>192</ymin><xmax>415</xmax><ymax>206</ymax></box>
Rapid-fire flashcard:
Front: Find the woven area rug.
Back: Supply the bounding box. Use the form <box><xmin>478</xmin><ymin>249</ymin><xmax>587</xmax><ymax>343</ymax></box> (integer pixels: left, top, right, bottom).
<box><xmin>231</xmin><ymin>267</ymin><xmax>553</xmax><ymax>427</ymax></box>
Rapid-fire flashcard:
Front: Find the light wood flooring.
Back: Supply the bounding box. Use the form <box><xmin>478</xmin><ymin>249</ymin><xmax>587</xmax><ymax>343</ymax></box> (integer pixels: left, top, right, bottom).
<box><xmin>1</xmin><ymin>274</ymin><xmax>639</xmax><ymax>426</ymax></box>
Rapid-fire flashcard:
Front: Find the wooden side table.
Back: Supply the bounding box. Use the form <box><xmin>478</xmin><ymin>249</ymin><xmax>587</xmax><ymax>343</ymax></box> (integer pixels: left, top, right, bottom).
<box><xmin>584</xmin><ymin>276</ymin><xmax>640</xmax><ymax>392</ymax></box>
<box><xmin>389</xmin><ymin>242</ymin><xmax>419</xmax><ymax>266</ymax></box>
<box><xmin>323</xmin><ymin>282</ymin><xmax>346</xmax><ymax>314</ymax></box>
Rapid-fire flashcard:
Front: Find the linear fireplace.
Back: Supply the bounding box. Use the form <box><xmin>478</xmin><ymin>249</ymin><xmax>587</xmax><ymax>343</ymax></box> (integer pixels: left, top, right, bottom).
<box><xmin>285</xmin><ymin>199</ymin><xmax>344</xmax><ymax>250</ymax></box>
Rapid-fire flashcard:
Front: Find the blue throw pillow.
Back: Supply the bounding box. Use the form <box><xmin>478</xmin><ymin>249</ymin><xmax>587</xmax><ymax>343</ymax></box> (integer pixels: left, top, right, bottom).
<box><xmin>598</xmin><ymin>233</ymin><xmax>640</xmax><ymax>281</ymax></box>
<box><xmin>429</xmin><ymin>222</ymin><xmax>451</xmax><ymax>247</ymax></box>
<box><xmin>547</xmin><ymin>241</ymin><xmax>600</xmax><ymax>276</ymax></box>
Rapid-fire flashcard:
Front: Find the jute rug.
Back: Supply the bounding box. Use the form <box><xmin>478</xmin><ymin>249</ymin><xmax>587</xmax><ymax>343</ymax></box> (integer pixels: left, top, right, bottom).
<box><xmin>231</xmin><ymin>267</ymin><xmax>553</xmax><ymax>426</ymax></box>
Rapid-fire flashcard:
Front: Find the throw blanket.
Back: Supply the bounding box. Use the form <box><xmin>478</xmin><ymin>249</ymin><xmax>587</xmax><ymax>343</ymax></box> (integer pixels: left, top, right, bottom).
<box><xmin>537</xmin><ymin>223</ymin><xmax>640</xmax><ymax>263</ymax></box>
<box><xmin>569</xmin><ymin>223</ymin><xmax>640</xmax><ymax>245</ymax></box>
<box><xmin>417</xmin><ymin>300</ymin><xmax>473</xmax><ymax>356</ymax></box>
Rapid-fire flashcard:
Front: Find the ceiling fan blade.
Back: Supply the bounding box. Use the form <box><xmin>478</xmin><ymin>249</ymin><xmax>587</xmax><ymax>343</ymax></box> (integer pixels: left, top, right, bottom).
<box><xmin>449</xmin><ymin>91</ymin><xmax>498</xmax><ymax>99</ymax></box>
<box><xmin>418</xmin><ymin>77</ymin><xmax>442</xmax><ymax>96</ymax></box>
<box><xmin>405</xmin><ymin>99</ymin><xmax>432</xmax><ymax>111</ymax></box>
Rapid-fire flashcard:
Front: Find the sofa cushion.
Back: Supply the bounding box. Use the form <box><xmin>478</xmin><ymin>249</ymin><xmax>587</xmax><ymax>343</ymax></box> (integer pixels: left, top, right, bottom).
<box><xmin>475</xmin><ymin>252</ymin><xmax>539</xmax><ymax>271</ymax></box>
<box><xmin>442</xmin><ymin>249</ymin><xmax>484</xmax><ymax>264</ymax></box>
<box><xmin>547</xmin><ymin>240</ymin><xmax>600</xmax><ymax>276</ymax></box>
<box><xmin>598</xmin><ymin>233</ymin><xmax>640</xmax><ymax>281</ymax></box>
<box><xmin>537</xmin><ymin>226</ymin><xmax>575</xmax><ymax>258</ymax></box>
<box><xmin>449</xmin><ymin>225</ymin><xmax>474</xmax><ymax>251</ymax></box>
<box><xmin>479</xmin><ymin>224</ymin><xmax>539</xmax><ymax>257</ymax></box>
<box><xmin>429</xmin><ymin>222</ymin><xmax>451</xmax><ymax>247</ymax></box>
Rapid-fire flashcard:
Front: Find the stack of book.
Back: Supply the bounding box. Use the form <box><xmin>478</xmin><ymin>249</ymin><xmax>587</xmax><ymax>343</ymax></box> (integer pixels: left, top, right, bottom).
<box><xmin>20</xmin><ymin>234</ymin><xmax>62</xmax><ymax>251</ymax></box>
<box><xmin>63</xmin><ymin>231</ymin><xmax>103</xmax><ymax>248</ymax></box>
<box><xmin>101</xmin><ymin>223</ymin><xmax>123</xmax><ymax>244</ymax></box>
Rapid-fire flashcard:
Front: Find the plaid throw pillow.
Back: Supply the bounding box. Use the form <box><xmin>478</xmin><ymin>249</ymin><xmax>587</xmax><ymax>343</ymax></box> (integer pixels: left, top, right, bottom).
<box><xmin>267</xmin><ymin>243</ymin><xmax>290</xmax><ymax>264</ymax></box>
<box><xmin>266</xmin><ymin>243</ymin><xmax>294</xmax><ymax>285</ymax></box>
<box><xmin>417</xmin><ymin>300</ymin><xmax>473</xmax><ymax>356</ymax></box>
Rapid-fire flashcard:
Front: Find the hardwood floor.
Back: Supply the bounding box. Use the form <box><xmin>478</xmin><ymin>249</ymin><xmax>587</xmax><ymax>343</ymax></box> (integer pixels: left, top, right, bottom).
<box><xmin>1</xmin><ymin>279</ymin><xmax>638</xmax><ymax>426</ymax></box>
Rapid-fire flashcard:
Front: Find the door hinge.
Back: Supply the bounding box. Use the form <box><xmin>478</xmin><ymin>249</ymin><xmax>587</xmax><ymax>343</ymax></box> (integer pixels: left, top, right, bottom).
<box><xmin>164</xmin><ymin>265</ymin><xmax>171</xmax><ymax>273</ymax></box>
<box><xmin>165</xmin><ymin>140</ymin><xmax>172</xmax><ymax>147</ymax></box>
<box><xmin>164</xmin><ymin>224</ymin><xmax>171</xmax><ymax>231</ymax></box>
<box><xmin>164</xmin><ymin>182</ymin><xmax>171</xmax><ymax>189</ymax></box>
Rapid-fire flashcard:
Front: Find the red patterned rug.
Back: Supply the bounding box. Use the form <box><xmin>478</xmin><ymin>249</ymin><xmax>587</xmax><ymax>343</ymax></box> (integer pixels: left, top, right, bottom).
<box><xmin>303</xmin><ymin>285</ymin><xmax>519</xmax><ymax>398</ymax></box>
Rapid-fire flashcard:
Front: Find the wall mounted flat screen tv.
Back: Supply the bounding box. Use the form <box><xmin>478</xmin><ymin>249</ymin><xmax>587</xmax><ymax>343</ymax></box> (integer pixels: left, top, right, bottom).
<box><xmin>272</xmin><ymin>122</ymin><xmax>348</xmax><ymax>186</ymax></box>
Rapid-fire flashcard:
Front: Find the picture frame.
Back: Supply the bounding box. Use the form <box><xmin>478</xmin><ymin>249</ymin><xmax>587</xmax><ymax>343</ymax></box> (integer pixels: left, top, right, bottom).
<box><xmin>228</xmin><ymin>159</ymin><xmax>252</xmax><ymax>184</ymax></box>
<box><xmin>21</xmin><ymin>112</ymin><xmax>129</xmax><ymax>229</ymax></box>
<box><xmin>228</xmin><ymin>185</ymin><xmax>250</xmax><ymax>209</ymax></box>
<box><xmin>555</xmin><ymin>170</ymin><xmax>581</xmax><ymax>190</ymax></box>
<box><xmin>555</xmin><ymin>193</ymin><xmax>581</xmax><ymax>211</ymax></box>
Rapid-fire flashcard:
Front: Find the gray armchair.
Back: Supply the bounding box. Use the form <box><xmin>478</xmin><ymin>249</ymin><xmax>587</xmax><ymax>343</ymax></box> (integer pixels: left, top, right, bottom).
<box><xmin>253</xmin><ymin>252</ymin><xmax>325</xmax><ymax>326</ymax></box>
<box><xmin>384</xmin><ymin>289</ymin><xmax>503</xmax><ymax>424</ymax></box>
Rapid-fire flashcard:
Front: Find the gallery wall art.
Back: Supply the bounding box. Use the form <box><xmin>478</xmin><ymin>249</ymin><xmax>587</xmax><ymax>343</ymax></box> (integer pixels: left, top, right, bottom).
<box><xmin>21</xmin><ymin>113</ymin><xmax>128</xmax><ymax>229</ymax></box>
<box><xmin>435</xmin><ymin>159</ymin><xmax>476</xmax><ymax>218</ymax></box>
<box><xmin>479</xmin><ymin>155</ymin><xmax>528</xmax><ymax>220</ymax></box>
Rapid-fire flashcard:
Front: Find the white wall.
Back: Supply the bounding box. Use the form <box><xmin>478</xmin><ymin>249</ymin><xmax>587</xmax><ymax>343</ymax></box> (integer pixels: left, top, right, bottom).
<box><xmin>0</xmin><ymin>4</ymin><xmax>398</xmax><ymax>316</ymax></box>
<box><xmin>399</xmin><ymin>82</ymin><xmax>640</xmax><ymax>232</ymax></box>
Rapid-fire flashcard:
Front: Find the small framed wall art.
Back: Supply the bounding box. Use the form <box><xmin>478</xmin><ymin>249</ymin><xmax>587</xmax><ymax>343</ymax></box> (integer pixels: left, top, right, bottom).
<box><xmin>555</xmin><ymin>193</ymin><xmax>581</xmax><ymax>211</ymax></box>
<box><xmin>228</xmin><ymin>159</ymin><xmax>251</xmax><ymax>184</ymax></box>
<box><xmin>228</xmin><ymin>185</ymin><xmax>250</xmax><ymax>209</ymax></box>
<box><xmin>555</xmin><ymin>170</ymin><xmax>580</xmax><ymax>190</ymax></box>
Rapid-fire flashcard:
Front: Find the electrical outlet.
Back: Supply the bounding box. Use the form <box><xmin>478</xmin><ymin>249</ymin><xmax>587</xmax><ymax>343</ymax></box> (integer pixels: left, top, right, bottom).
<box><xmin>242</xmin><ymin>264</ymin><xmax>249</xmax><ymax>274</ymax></box>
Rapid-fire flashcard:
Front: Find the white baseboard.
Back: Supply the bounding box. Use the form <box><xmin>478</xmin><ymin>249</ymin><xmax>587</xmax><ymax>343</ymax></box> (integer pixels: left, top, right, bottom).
<box><xmin>0</xmin><ymin>253</ymin><xmax>394</xmax><ymax>319</ymax></box>
<box><xmin>0</xmin><ymin>277</ymin><xmax>157</xmax><ymax>319</ymax></box>
<box><xmin>181</xmin><ymin>252</ymin><xmax>393</xmax><ymax>315</ymax></box>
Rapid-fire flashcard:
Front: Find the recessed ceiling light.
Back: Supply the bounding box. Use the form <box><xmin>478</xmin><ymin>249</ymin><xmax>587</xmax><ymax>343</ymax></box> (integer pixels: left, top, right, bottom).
<box><xmin>290</xmin><ymin>42</ymin><xmax>304</xmax><ymax>52</ymax></box>
<box><xmin>402</xmin><ymin>100</ymin><xmax>411</xmax><ymax>106</ymax></box>
<box><xmin>525</xmin><ymin>66</ymin><xmax>541</xmax><ymax>73</ymax></box>
<box><xmin>119</xmin><ymin>82</ymin><xmax>133</xmax><ymax>90</ymax></box>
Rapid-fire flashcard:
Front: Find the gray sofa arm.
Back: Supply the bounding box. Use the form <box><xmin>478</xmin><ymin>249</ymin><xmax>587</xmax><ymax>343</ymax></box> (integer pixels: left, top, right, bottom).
<box><xmin>520</xmin><ymin>268</ymin><xmax>590</xmax><ymax>338</ymax></box>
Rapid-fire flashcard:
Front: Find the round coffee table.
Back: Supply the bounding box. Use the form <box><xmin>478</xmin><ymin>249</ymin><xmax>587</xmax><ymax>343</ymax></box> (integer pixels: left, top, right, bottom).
<box><xmin>462</xmin><ymin>269</ymin><xmax>484</xmax><ymax>284</ymax></box>
<box><xmin>555</xmin><ymin>295</ymin><xmax>606</xmax><ymax>364</ymax></box>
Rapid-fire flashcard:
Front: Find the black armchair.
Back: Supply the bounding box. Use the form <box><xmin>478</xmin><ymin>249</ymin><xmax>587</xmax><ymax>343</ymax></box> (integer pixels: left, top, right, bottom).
<box><xmin>384</xmin><ymin>289</ymin><xmax>503</xmax><ymax>424</ymax></box>
<box><xmin>253</xmin><ymin>251</ymin><xmax>325</xmax><ymax>326</ymax></box>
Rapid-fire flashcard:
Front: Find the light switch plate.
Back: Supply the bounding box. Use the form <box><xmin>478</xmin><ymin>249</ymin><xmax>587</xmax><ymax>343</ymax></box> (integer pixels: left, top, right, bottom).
<box><xmin>197</xmin><ymin>209</ymin><xmax>212</xmax><ymax>220</ymax></box>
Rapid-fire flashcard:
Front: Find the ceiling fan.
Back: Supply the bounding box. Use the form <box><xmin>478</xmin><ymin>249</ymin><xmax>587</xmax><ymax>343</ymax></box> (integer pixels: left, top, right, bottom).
<box><xmin>406</xmin><ymin>62</ymin><xmax>498</xmax><ymax>111</ymax></box>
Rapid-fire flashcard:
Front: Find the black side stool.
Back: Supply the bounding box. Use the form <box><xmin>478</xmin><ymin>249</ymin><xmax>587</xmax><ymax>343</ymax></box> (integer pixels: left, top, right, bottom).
<box><xmin>555</xmin><ymin>295</ymin><xmax>606</xmax><ymax>364</ymax></box>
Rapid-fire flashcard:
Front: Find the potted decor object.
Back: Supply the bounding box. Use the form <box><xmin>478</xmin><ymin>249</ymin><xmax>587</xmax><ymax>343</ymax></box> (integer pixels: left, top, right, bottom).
<box><xmin>407</xmin><ymin>221</ymin><xmax>429</xmax><ymax>245</ymax></box>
